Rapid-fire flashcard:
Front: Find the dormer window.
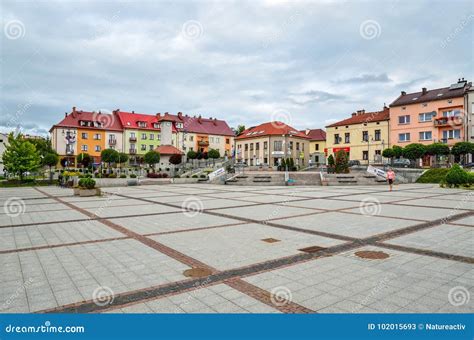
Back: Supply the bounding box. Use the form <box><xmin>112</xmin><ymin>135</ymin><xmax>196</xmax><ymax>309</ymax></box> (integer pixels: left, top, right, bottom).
<box><xmin>176</xmin><ymin>123</ymin><xmax>183</xmax><ymax>129</ymax></box>
<box><xmin>138</xmin><ymin>121</ymin><xmax>147</xmax><ymax>128</ymax></box>
<box><xmin>153</xmin><ymin>123</ymin><xmax>160</xmax><ymax>129</ymax></box>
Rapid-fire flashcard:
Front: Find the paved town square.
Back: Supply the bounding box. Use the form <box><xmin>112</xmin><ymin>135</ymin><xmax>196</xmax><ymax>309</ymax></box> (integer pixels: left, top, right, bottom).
<box><xmin>0</xmin><ymin>184</ymin><xmax>472</xmax><ymax>314</ymax></box>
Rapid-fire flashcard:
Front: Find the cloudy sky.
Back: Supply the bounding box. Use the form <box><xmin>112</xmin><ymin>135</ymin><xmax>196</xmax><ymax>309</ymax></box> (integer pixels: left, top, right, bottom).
<box><xmin>1</xmin><ymin>0</ymin><xmax>473</xmax><ymax>136</ymax></box>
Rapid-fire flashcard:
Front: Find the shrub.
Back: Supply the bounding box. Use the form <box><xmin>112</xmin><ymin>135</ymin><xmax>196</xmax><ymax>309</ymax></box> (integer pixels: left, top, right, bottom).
<box><xmin>78</xmin><ymin>178</ymin><xmax>96</xmax><ymax>189</ymax></box>
<box><xmin>120</xmin><ymin>174</ymin><xmax>127</xmax><ymax>178</ymax></box>
<box><xmin>94</xmin><ymin>173</ymin><xmax>103</xmax><ymax>178</ymax></box>
<box><xmin>468</xmin><ymin>172</ymin><xmax>474</xmax><ymax>185</ymax></box>
<box><xmin>162</xmin><ymin>173</ymin><xmax>169</xmax><ymax>178</ymax></box>
<box><xmin>445</xmin><ymin>164</ymin><xmax>469</xmax><ymax>187</ymax></box>
<box><xmin>108</xmin><ymin>173</ymin><xmax>117</xmax><ymax>178</ymax></box>
<box><xmin>335</xmin><ymin>150</ymin><xmax>349</xmax><ymax>174</ymax></box>
<box><xmin>199</xmin><ymin>174</ymin><xmax>207</xmax><ymax>179</ymax></box>
<box><xmin>147</xmin><ymin>173</ymin><xmax>161</xmax><ymax>178</ymax></box>
<box><xmin>130</xmin><ymin>174</ymin><xmax>137</xmax><ymax>178</ymax></box>
<box><xmin>416</xmin><ymin>168</ymin><xmax>450</xmax><ymax>184</ymax></box>
<box><xmin>192</xmin><ymin>175</ymin><xmax>198</xmax><ymax>178</ymax></box>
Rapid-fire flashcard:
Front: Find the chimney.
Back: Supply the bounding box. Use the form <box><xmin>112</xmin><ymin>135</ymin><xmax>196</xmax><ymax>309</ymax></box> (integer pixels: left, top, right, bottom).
<box><xmin>132</xmin><ymin>110</ymin><xmax>135</xmax><ymax>114</ymax></box>
<box><xmin>177</xmin><ymin>112</ymin><xmax>183</xmax><ymax>119</ymax></box>
<box><xmin>65</xmin><ymin>112</ymin><xmax>68</xmax><ymax>117</ymax></box>
<box><xmin>213</xmin><ymin>118</ymin><xmax>217</xmax><ymax>126</ymax></box>
<box><xmin>351</xmin><ymin>112</ymin><xmax>357</xmax><ymax>117</ymax></box>
<box><xmin>422</xmin><ymin>87</ymin><xmax>427</xmax><ymax>95</ymax></box>
<box><xmin>198</xmin><ymin>115</ymin><xmax>202</xmax><ymax>124</ymax></box>
<box><xmin>72</xmin><ymin>106</ymin><xmax>76</xmax><ymax>113</ymax></box>
<box><xmin>401</xmin><ymin>91</ymin><xmax>406</xmax><ymax>96</ymax></box>
<box><xmin>356</xmin><ymin>109</ymin><xmax>365</xmax><ymax>115</ymax></box>
<box><xmin>164</xmin><ymin>112</ymin><xmax>169</xmax><ymax>116</ymax></box>
<box><xmin>305</xmin><ymin>128</ymin><xmax>310</xmax><ymax>135</ymax></box>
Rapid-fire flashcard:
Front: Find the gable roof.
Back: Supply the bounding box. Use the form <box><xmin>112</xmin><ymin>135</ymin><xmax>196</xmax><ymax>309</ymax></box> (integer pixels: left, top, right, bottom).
<box><xmin>236</xmin><ymin>121</ymin><xmax>310</xmax><ymax>140</ymax></box>
<box><xmin>300</xmin><ymin>129</ymin><xmax>326</xmax><ymax>141</ymax></box>
<box><xmin>326</xmin><ymin>107</ymin><xmax>389</xmax><ymax>128</ymax></box>
<box><xmin>179</xmin><ymin>115</ymin><xmax>235</xmax><ymax>136</ymax></box>
<box><xmin>390</xmin><ymin>80</ymin><xmax>470</xmax><ymax>107</ymax></box>
<box><xmin>50</xmin><ymin>109</ymin><xmax>123</xmax><ymax>132</ymax></box>
<box><xmin>154</xmin><ymin>145</ymin><xmax>183</xmax><ymax>155</ymax></box>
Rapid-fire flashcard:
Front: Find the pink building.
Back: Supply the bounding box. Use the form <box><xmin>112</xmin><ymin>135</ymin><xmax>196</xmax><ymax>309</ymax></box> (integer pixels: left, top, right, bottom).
<box><xmin>389</xmin><ymin>79</ymin><xmax>471</xmax><ymax>162</ymax></box>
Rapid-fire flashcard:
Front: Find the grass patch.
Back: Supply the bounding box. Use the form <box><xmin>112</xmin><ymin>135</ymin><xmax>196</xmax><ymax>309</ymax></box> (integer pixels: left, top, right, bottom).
<box><xmin>416</xmin><ymin>168</ymin><xmax>449</xmax><ymax>183</ymax></box>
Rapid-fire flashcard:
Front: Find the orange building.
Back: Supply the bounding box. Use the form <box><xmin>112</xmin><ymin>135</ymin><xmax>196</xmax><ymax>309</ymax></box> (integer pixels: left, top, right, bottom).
<box><xmin>76</xmin><ymin>128</ymin><xmax>106</xmax><ymax>163</ymax></box>
<box><xmin>390</xmin><ymin>79</ymin><xmax>470</xmax><ymax>147</ymax></box>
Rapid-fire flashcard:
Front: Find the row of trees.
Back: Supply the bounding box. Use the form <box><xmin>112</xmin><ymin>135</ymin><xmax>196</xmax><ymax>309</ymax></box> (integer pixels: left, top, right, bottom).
<box><xmin>2</xmin><ymin>133</ymin><xmax>59</xmax><ymax>182</ymax></box>
<box><xmin>382</xmin><ymin>142</ymin><xmax>474</xmax><ymax>165</ymax></box>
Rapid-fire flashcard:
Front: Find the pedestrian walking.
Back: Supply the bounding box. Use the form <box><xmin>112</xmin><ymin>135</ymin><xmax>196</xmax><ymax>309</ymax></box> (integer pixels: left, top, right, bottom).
<box><xmin>386</xmin><ymin>168</ymin><xmax>395</xmax><ymax>192</ymax></box>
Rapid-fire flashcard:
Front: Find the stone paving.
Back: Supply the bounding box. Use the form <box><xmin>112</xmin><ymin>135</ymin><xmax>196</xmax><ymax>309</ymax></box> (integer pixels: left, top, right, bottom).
<box><xmin>0</xmin><ymin>183</ymin><xmax>472</xmax><ymax>314</ymax></box>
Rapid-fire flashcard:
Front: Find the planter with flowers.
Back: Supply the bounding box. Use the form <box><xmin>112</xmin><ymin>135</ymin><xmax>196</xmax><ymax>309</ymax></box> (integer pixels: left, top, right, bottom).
<box><xmin>75</xmin><ymin>178</ymin><xmax>101</xmax><ymax>197</ymax></box>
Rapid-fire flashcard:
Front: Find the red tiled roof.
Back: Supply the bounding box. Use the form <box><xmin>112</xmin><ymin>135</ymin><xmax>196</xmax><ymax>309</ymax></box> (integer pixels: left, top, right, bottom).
<box><xmin>115</xmin><ymin>111</ymin><xmax>172</xmax><ymax>131</ymax></box>
<box><xmin>390</xmin><ymin>80</ymin><xmax>470</xmax><ymax>107</ymax></box>
<box><xmin>326</xmin><ymin>108</ymin><xmax>389</xmax><ymax>128</ymax></box>
<box><xmin>300</xmin><ymin>129</ymin><xmax>326</xmax><ymax>141</ymax></box>
<box><xmin>180</xmin><ymin>115</ymin><xmax>234</xmax><ymax>136</ymax></box>
<box><xmin>154</xmin><ymin>145</ymin><xmax>183</xmax><ymax>155</ymax></box>
<box><xmin>50</xmin><ymin>110</ymin><xmax>123</xmax><ymax>132</ymax></box>
<box><xmin>236</xmin><ymin>121</ymin><xmax>310</xmax><ymax>140</ymax></box>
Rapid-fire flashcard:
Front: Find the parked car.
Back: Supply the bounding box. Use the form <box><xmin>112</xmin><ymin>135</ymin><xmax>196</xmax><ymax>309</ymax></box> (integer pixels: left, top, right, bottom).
<box><xmin>461</xmin><ymin>162</ymin><xmax>474</xmax><ymax>169</ymax></box>
<box><xmin>392</xmin><ymin>158</ymin><xmax>411</xmax><ymax>168</ymax></box>
<box><xmin>348</xmin><ymin>160</ymin><xmax>361</xmax><ymax>167</ymax></box>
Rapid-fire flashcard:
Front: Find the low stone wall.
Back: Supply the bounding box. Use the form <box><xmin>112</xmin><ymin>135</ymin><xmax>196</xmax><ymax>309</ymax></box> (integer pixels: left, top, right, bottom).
<box><xmin>172</xmin><ymin>178</ymin><xmax>201</xmax><ymax>184</ymax></box>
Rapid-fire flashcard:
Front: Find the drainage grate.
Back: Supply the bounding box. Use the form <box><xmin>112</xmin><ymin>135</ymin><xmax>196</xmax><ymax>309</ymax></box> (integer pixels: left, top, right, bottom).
<box><xmin>298</xmin><ymin>245</ymin><xmax>326</xmax><ymax>253</ymax></box>
<box><xmin>183</xmin><ymin>268</ymin><xmax>213</xmax><ymax>278</ymax></box>
<box><xmin>355</xmin><ymin>250</ymin><xmax>390</xmax><ymax>260</ymax></box>
<box><xmin>261</xmin><ymin>238</ymin><xmax>281</xmax><ymax>243</ymax></box>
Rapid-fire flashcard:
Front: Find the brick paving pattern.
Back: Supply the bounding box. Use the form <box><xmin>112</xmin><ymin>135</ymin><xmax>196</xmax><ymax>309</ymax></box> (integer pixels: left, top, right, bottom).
<box><xmin>0</xmin><ymin>184</ymin><xmax>472</xmax><ymax>314</ymax></box>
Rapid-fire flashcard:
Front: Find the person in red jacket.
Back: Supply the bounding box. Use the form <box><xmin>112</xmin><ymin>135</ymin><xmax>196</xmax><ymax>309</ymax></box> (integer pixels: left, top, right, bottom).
<box><xmin>386</xmin><ymin>168</ymin><xmax>395</xmax><ymax>192</ymax></box>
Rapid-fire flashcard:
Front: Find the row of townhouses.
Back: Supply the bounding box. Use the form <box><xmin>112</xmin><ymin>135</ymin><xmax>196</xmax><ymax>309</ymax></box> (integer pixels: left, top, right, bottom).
<box><xmin>235</xmin><ymin>78</ymin><xmax>473</xmax><ymax>167</ymax></box>
<box><xmin>47</xmin><ymin>78</ymin><xmax>473</xmax><ymax>168</ymax></box>
<box><xmin>50</xmin><ymin>109</ymin><xmax>235</xmax><ymax>167</ymax></box>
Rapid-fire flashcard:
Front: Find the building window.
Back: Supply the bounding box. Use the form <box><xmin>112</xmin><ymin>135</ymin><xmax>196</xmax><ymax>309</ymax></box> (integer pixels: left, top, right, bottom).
<box><xmin>362</xmin><ymin>151</ymin><xmax>368</xmax><ymax>160</ymax></box>
<box><xmin>81</xmin><ymin>145</ymin><xmax>88</xmax><ymax>151</ymax></box>
<box><xmin>362</xmin><ymin>131</ymin><xmax>368</xmax><ymax>142</ymax></box>
<box><xmin>210</xmin><ymin>137</ymin><xmax>214</xmax><ymax>143</ymax></box>
<box><xmin>93</xmin><ymin>134</ymin><xmax>101</xmax><ymax>140</ymax></box>
<box><xmin>130</xmin><ymin>132</ymin><xmax>136</xmax><ymax>138</ymax></box>
<box><xmin>245</xmin><ymin>144</ymin><xmax>248</xmax><ymax>151</ymax></box>
<box><xmin>296</xmin><ymin>142</ymin><xmax>300</xmax><ymax>151</ymax></box>
<box><xmin>81</xmin><ymin>133</ymin><xmax>88</xmax><ymax>139</ymax></box>
<box><xmin>289</xmin><ymin>141</ymin><xmax>293</xmax><ymax>150</ymax></box>
<box><xmin>216</xmin><ymin>137</ymin><xmax>220</xmax><ymax>143</ymax></box>
<box><xmin>149</xmin><ymin>145</ymin><xmax>154</xmax><ymax>150</ymax></box>
<box><xmin>419</xmin><ymin>112</ymin><xmax>435</xmax><ymax>122</ymax></box>
<box><xmin>226</xmin><ymin>138</ymin><xmax>230</xmax><ymax>144</ymax></box>
<box><xmin>189</xmin><ymin>136</ymin><xmax>193</xmax><ymax>141</ymax></box>
<box><xmin>95</xmin><ymin>145</ymin><xmax>101</xmax><ymax>152</ymax></box>
<box><xmin>255</xmin><ymin>142</ymin><xmax>259</xmax><ymax>151</ymax></box>
<box><xmin>419</xmin><ymin>131</ymin><xmax>432</xmax><ymax>141</ymax></box>
<box><xmin>334</xmin><ymin>134</ymin><xmax>340</xmax><ymax>144</ymax></box>
<box><xmin>398</xmin><ymin>115</ymin><xmax>410</xmax><ymax>124</ymax></box>
<box><xmin>344</xmin><ymin>133</ymin><xmax>350</xmax><ymax>143</ymax></box>
<box><xmin>250</xmin><ymin>143</ymin><xmax>254</xmax><ymax>151</ymax></box>
<box><xmin>302</xmin><ymin>143</ymin><xmax>304</xmax><ymax>151</ymax></box>
<box><xmin>443</xmin><ymin>129</ymin><xmax>461</xmax><ymax>140</ymax></box>
<box><xmin>375</xmin><ymin>150</ymin><xmax>381</xmax><ymax>155</ymax></box>
<box><xmin>274</xmin><ymin>141</ymin><xmax>283</xmax><ymax>151</ymax></box>
<box><xmin>150</xmin><ymin>134</ymin><xmax>154</xmax><ymax>140</ymax></box>
<box><xmin>315</xmin><ymin>144</ymin><xmax>319</xmax><ymax>151</ymax></box>
<box><xmin>264</xmin><ymin>157</ymin><xmax>268</xmax><ymax>164</ymax></box>
<box><xmin>157</xmin><ymin>134</ymin><xmax>161</xmax><ymax>141</ymax></box>
<box><xmin>141</xmin><ymin>144</ymin><xmax>146</xmax><ymax>151</ymax></box>
<box><xmin>442</xmin><ymin>109</ymin><xmax>461</xmax><ymax>117</ymax></box>
<box><xmin>138</xmin><ymin>122</ymin><xmax>147</xmax><ymax>128</ymax></box>
<box><xmin>399</xmin><ymin>133</ymin><xmax>410</xmax><ymax>142</ymax></box>
<box><xmin>374</xmin><ymin>130</ymin><xmax>381</xmax><ymax>141</ymax></box>
<box><xmin>141</xmin><ymin>133</ymin><xmax>147</xmax><ymax>140</ymax></box>
<box><xmin>264</xmin><ymin>141</ymin><xmax>268</xmax><ymax>149</ymax></box>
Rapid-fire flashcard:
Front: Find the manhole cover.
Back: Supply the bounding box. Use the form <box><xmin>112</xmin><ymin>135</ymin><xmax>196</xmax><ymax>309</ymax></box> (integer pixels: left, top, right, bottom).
<box><xmin>355</xmin><ymin>251</ymin><xmax>390</xmax><ymax>260</ymax></box>
<box><xmin>183</xmin><ymin>268</ymin><xmax>212</xmax><ymax>278</ymax></box>
<box><xmin>262</xmin><ymin>238</ymin><xmax>280</xmax><ymax>243</ymax></box>
<box><xmin>298</xmin><ymin>246</ymin><xmax>326</xmax><ymax>253</ymax></box>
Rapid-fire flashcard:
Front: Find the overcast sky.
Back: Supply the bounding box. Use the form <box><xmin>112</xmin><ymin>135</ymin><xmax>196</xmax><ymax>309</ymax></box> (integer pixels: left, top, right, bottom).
<box><xmin>1</xmin><ymin>0</ymin><xmax>473</xmax><ymax>136</ymax></box>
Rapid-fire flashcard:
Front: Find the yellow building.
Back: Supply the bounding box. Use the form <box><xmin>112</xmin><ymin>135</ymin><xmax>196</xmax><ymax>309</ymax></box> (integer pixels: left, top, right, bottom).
<box><xmin>300</xmin><ymin>129</ymin><xmax>327</xmax><ymax>165</ymax></box>
<box><xmin>325</xmin><ymin>107</ymin><xmax>390</xmax><ymax>165</ymax></box>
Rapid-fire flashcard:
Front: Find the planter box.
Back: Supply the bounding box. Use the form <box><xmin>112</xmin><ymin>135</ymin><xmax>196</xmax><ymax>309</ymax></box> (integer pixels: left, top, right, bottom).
<box><xmin>78</xmin><ymin>188</ymin><xmax>101</xmax><ymax>197</ymax></box>
<box><xmin>73</xmin><ymin>187</ymin><xmax>80</xmax><ymax>196</ymax></box>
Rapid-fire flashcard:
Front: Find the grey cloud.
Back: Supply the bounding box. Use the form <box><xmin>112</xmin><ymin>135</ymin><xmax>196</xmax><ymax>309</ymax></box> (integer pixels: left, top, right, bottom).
<box><xmin>337</xmin><ymin>73</ymin><xmax>392</xmax><ymax>84</ymax></box>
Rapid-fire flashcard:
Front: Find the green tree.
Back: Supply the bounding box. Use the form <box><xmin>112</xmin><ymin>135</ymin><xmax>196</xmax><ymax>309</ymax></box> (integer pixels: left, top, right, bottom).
<box><xmin>426</xmin><ymin>143</ymin><xmax>450</xmax><ymax>166</ymax></box>
<box><xmin>392</xmin><ymin>145</ymin><xmax>404</xmax><ymax>159</ymax></box>
<box><xmin>187</xmin><ymin>150</ymin><xmax>197</xmax><ymax>160</ymax></box>
<box><xmin>236</xmin><ymin>125</ymin><xmax>246</xmax><ymax>135</ymax></box>
<box><xmin>76</xmin><ymin>153</ymin><xmax>92</xmax><ymax>168</ymax></box>
<box><xmin>26</xmin><ymin>137</ymin><xmax>54</xmax><ymax>159</ymax></box>
<box><xmin>335</xmin><ymin>150</ymin><xmax>349</xmax><ymax>174</ymax></box>
<box><xmin>451</xmin><ymin>142</ymin><xmax>474</xmax><ymax>164</ymax></box>
<box><xmin>2</xmin><ymin>133</ymin><xmax>41</xmax><ymax>181</ymax></box>
<box><xmin>101</xmin><ymin>149</ymin><xmax>119</xmax><ymax>173</ymax></box>
<box><xmin>327</xmin><ymin>154</ymin><xmax>335</xmax><ymax>171</ymax></box>
<box><xmin>117</xmin><ymin>152</ymin><xmax>129</xmax><ymax>173</ymax></box>
<box><xmin>144</xmin><ymin>151</ymin><xmax>160</xmax><ymax>172</ymax></box>
<box><xmin>43</xmin><ymin>153</ymin><xmax>59</xmax><ymax>183</ymax></box>
<box><xmin>446</xmin><ymin>164</ymin><xmax>469</xmax><ymax>187</ymax></box>
<box><xmin>382</xmin><ymin>148</ymin><xmax>395</xmax><ymax>165</ymax></box>
<box><xmin>402</xmin><ymin>143</ymin><xmax>426</xmax><ymax>166</ymax></box>
<box><xmin>208</xmin><ymin>149</ymin><xmax>220</xmax><ymax>165</ymax></box>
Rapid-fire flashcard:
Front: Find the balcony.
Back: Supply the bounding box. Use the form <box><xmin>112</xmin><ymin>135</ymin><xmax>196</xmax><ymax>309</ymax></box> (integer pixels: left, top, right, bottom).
<box><xmin>129</xmin><ymin>136</ymin><xmax>137</xmax><ymax>142</ymax></box>
<box><xmin>108</xmin><ymin>139</ymin><xmax>117</xmax><ymax>145</ymax></box>
<box><xmin>434</xmin><ymin>116</ymin><xmax>462</xmax><ymax>127</ymax></box>
<box><xmin>66</xmin><ymin>149</ymin><xmax>74</xmax><ymax>155</ymax></box>
<box><xmin>198</xmin><ymin>140</ymin><xmax>209</xmax><ymax>147</ymax></box>
<box><xmin>129</xmin><ymin>149</ymin><xmax>137</xmax><ymax>154</ymax></box>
